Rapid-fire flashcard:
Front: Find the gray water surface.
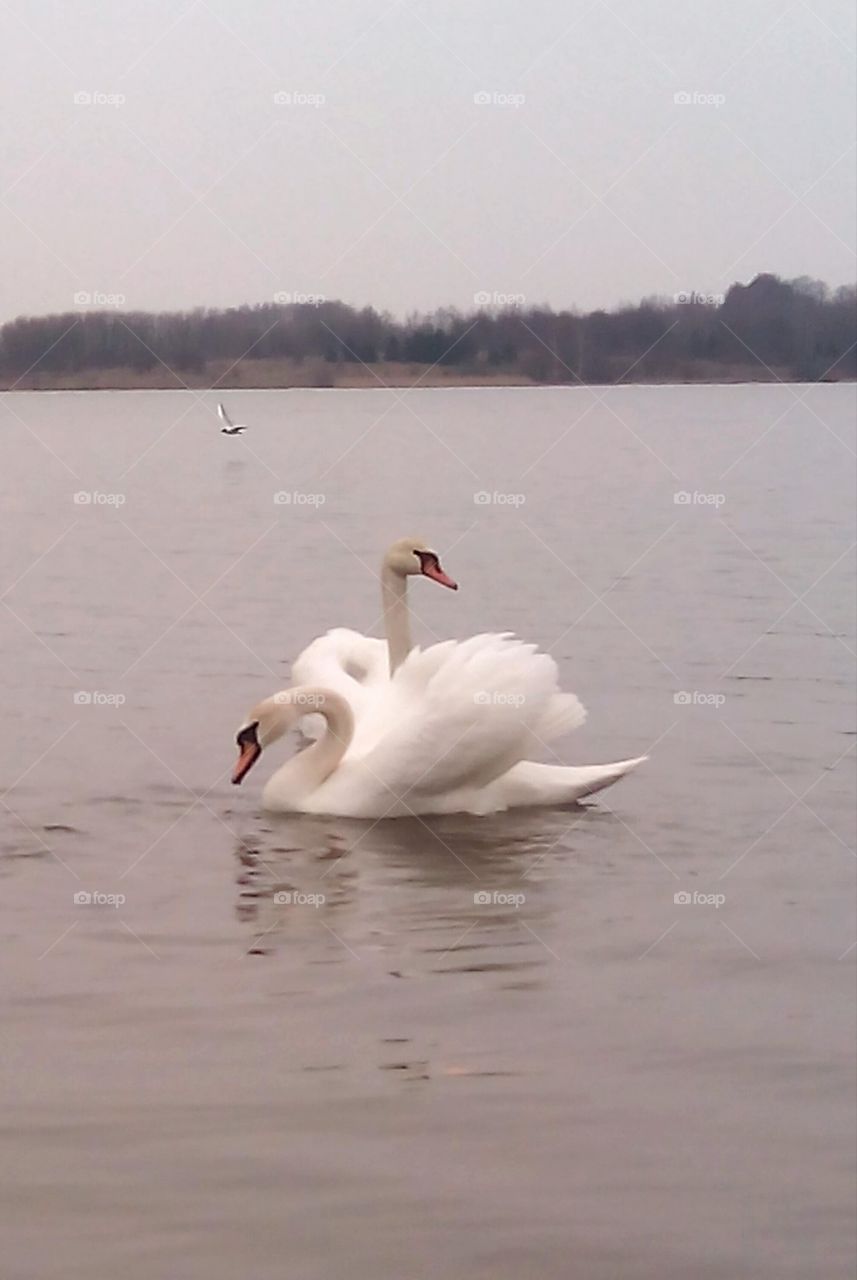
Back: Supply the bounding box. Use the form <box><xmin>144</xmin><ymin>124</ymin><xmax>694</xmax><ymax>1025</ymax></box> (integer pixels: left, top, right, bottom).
<box><xmin>1</xmin><ymin>385</ymin><xmax>855</xmax><ymax>1279</ymax></box>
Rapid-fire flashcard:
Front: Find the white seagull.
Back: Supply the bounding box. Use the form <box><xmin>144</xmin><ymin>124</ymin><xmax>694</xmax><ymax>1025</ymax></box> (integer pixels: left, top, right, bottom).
<box><xmin>217</xmin><ymin>403</ymin><xmax>248</xmax><ymax>435</ymax></box>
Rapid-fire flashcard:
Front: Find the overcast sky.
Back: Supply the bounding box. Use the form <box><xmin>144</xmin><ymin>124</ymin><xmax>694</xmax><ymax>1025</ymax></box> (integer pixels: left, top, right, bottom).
<box><xmin>1</xmin><ymin>0</ymin><xmax>855</xmax><ymax>322</ymax></box>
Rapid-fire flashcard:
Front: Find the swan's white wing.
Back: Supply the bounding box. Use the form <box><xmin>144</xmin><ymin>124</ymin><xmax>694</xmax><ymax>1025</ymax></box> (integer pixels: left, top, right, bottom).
<box><xmin>292</xmin><ymin>628</ymin><xmax>388</xmax><ymax>688</ymax></box>
<box><xmin>353</xmin><ymin>634</ymin><xmax>563</xmax><ymax>802</ymax></box>
<box><xmin>532</xmin><ymin>690</ymin><xmax>587</xmax><ymax>744</ymax></box>
<box><xmin>217</xmin><ymin>402</ymin><xmax>233</xmax><ymax>428</ymax></box>
<box><xmin>291</xmin><ymin>628</ymin><xmax>388</xmax><ymax>736</ymax></box>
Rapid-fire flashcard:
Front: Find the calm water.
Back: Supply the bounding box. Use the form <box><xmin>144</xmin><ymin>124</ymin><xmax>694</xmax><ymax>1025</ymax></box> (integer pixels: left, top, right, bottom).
<box><xmin>1</xmin><ymin>385</ymin><xmax>855</xmax><ymax>1279</ymax></box>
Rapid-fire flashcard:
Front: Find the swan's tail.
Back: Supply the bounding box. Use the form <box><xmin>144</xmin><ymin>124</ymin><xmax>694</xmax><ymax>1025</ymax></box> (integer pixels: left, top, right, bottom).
<box><xmin>496</xmin><ymin>755</ymin><xmax>648</xmax><ymax>808</ymax></box>
<box><xmin>559</xmin><ymin>754</ymin><xmax>648</xmax><ymax>800</ymax></box>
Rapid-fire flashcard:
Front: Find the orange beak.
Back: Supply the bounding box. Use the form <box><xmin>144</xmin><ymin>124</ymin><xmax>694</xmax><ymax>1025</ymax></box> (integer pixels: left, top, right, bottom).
<box><xmin>422</xmin><ymin>560</ymin><xmax>458</xmax><ymax>590</ymax></box>
<box><xmin>232</xmin><ymin>740</ymin><xmax>261</xmax><ymax>784</ymax></box>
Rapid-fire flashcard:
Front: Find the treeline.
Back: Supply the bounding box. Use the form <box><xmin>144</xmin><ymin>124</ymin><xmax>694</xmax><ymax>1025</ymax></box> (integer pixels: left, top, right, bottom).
<box><xmin>1</xmin><ymin>274</ymin><xmax>854</xmax><ymax>385</ymax></box>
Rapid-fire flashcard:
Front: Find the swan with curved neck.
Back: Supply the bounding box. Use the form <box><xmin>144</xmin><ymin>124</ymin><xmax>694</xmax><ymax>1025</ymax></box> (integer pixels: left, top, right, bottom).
<box><xmin>290</xmin><ymin>538</ymin><xmax>457</xmax><ymax>728</ymax></box>
<box><xmin>232</xmin><ymin>638</ymin><xmax>647</xmax><ymax>818</ymax></box>
<box><xmin>233</xmin><ymin>688</ymin><xmax>354</xmax><ymax>809</ymax></box>
<box><xmin>379</xmin><ymin>537</ymin><xmax>457</xmax><ymax>674</ymax></box>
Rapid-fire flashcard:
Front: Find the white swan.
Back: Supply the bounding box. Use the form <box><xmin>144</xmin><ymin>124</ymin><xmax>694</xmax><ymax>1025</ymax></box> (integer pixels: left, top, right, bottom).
<box><xmin>232</xmin><ymin>634</ymin><xmax>646</xmax><ymax>817</ymax></box>
<box><xmin>291</xmin><ymin>536</ymin><xmax>457</xmax><ymax>733</ymax></box>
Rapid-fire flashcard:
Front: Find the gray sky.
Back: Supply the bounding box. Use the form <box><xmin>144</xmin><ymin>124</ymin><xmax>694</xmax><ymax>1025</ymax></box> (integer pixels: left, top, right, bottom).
<box><xmin>1</xmin><ymin>0</ymin><xmax>855</xmax><ymax>323</ymax></box>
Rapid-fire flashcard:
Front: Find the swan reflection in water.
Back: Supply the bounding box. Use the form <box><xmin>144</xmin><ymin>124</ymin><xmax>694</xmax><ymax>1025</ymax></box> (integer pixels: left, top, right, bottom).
<box><xmin>233</xmin><ymin>805</ymin><xmax>615</xmax><ymax>973</ymax></box>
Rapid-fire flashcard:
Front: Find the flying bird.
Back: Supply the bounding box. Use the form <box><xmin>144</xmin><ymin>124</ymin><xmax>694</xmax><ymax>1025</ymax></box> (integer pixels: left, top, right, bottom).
<box><xmin>217</xmin><ymin>403</ymin><xmax>248</xmax><ymax>435</ymax></box>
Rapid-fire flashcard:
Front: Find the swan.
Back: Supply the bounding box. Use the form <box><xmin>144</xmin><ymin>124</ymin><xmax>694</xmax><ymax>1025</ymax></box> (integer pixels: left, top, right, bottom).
<box><xmin>232</xmin><ymin>634</ymin><xmax>646</xmax><ymax>817</ymax></box>
<box><xmin>291</xmin><ymin>536</ymin><xmax>457</xmax><ymax>734</ymax></box>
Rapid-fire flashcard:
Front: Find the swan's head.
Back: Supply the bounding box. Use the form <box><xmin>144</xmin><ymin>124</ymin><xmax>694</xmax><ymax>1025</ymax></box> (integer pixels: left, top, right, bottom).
<box><xmin>383</xmin><ymin>536</ymin><xmax>458</xmax><ymax>589</ymax></box>
<box><xmin>232</xmin><ymin>690</ymin><xmax>343</xmax><ymax>784</ymax></box>
<box><xmin>232</xmin><ymin>695</ymin><xmax>284</xmax><ymax>785</ymax></box>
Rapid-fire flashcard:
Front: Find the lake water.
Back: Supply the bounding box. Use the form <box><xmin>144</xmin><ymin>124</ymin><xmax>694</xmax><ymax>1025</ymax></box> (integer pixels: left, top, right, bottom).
<box><xmin>1</xmin><ymin>384</ymin><xmax>855</xmax><ymax>1279</ymax></box>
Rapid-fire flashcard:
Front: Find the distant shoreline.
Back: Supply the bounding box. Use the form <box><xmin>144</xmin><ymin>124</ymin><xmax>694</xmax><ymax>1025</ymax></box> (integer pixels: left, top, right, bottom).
<box><xmin>3</xmin><ymin>358</ymin><xmax>853</xmax><ymax>392</ymax></box>
<box><xmin>4</xmin><ymin>276</ymin><xmax>853</xmax><ymax>390</ymax></box>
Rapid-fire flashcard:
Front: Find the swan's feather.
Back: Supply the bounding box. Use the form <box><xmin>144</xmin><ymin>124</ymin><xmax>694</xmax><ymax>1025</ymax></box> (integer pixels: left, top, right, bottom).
<box><xmin>292</xmin><ymin>627</ymin><xmax>388</xmax><ymax>687</ymax></box>
<box><xmin>487</xmin><ymin>756</ymin><xmax>648</xmax><ymax>809</ymax></box>
<box><xmin>342</xmin><ymin>634</ymin><xmax>572</xmax><ymax>805</ymax></box>
<box><xmin>532</xmin><ymin>691</ymin><xmax>587</xmax><ymax>744</ymax></box>
<box><xmin>291</xmin><ymin>628</ymin><xmax>388</xmax><ymax>737</ymax></box>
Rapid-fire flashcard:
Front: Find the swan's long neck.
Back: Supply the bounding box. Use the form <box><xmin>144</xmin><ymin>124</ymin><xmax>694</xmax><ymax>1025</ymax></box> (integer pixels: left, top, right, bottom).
<box><xmin>268</xmin><ymin>688</ymin><xmax>354</xmax><ymax>798</ymax></box>
<box><xmin>381</xmin><ymin>562</ymin><xmax>411</xmax><ymax>676</ymax></box>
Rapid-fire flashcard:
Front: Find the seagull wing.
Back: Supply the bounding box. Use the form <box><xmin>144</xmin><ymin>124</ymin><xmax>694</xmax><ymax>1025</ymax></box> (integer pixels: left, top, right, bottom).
<box><xmin>217</xmin><ymin>403</ymin><xmax>234</xmax><ymax>429</ymax></box>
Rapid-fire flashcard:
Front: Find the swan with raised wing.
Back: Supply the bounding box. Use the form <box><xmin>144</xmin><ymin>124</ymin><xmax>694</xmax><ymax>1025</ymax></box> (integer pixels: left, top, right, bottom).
<box><xmin>233</xmin><ymin>634</ymin><xmax>646</xmax><ymax>817</ymax></box>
